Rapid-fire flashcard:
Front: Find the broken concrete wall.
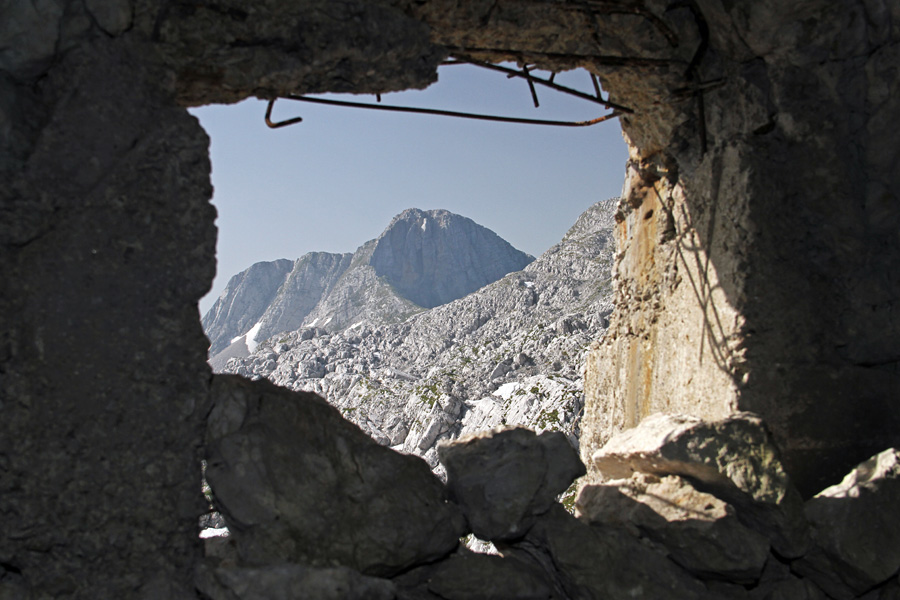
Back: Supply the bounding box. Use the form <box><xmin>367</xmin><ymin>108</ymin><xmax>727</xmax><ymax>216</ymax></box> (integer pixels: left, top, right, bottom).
<box><xmin>580</xmin><ymin>0</ymin><xmax>900</xmax><ymax>496</ymax></box>
<box><xmin>1</xmin><ymin>30</ymin><xmax>217</xmax><ymax>597</ymax></box>
<box><xmin>1</xmin><ymin>1</ymin><xmax>443</xmax><ymax>596</ymax></box>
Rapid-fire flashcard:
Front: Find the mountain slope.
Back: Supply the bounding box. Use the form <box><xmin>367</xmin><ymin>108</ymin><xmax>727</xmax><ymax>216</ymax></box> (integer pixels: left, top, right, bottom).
<box><xmin>202</xmin><ymin>259</ymin><xmax>294</xmax><ymax>356</ymax></box>
<box><xmin>223</xmin><ymin>199</ymin><xmax>617</xmax><ymax>474</ymax></box>
<box><xmin>370</xmin><ymin>208</ymin><xmax>535</xmax><ymax>308</ymax></box>
<box><xmin>204</xmin><ymin>208</ymin><xmax>535</xmax><ymax>367</ymax></box>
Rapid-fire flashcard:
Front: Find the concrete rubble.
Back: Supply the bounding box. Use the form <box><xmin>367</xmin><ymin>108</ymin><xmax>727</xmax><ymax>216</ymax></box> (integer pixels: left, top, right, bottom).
<box><xmin>200</xmin><ymin>403</ymin><xmax>899</xmax><ymax>600</ymax></box>
<box><xmin>205</xmin><ymin>375</ymin><xmax>465</xmax><ymax>577</ymax></box>
<box><xmin>438</xmin><ymin>427</ymin><xmax>585</xmax><ymax>542</ymax></box>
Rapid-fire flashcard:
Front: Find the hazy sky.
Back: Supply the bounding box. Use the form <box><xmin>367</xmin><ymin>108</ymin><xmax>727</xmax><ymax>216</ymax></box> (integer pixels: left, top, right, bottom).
<box><xmin>192</xmin><ymin>64</ymin><xmax>629</xmax><ymax>315</ymax></box>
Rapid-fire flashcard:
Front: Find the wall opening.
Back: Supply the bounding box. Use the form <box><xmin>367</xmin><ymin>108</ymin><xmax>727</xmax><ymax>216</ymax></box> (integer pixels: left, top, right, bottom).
<box><xmin>190</xmin><ymin>63</ymin><xmax>629</xmax><ymax>541</ymax></box>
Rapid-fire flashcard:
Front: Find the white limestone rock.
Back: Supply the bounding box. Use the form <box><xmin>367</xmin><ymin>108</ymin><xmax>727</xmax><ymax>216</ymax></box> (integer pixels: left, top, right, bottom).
<box><xmin>221</xmin><ymin>200</ymin><xmax>616</xmax><ymax>473</ymax></box>
<box><xmin>591</xmin><ymin>412</ymin><xmax>809</xmax><ymax>558</ymax></box>
<box><xmin>576</xmin><ymin>473</ymin><xmax>770</xmax><ymax>583</ymax></box>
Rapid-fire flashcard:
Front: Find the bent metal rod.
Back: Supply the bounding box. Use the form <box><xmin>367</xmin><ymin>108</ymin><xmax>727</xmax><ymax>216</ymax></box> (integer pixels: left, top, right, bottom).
<box><xmin>264</xmin><ymin>60</ymin><xmax>628</xmax><ymax>129</ymax></box>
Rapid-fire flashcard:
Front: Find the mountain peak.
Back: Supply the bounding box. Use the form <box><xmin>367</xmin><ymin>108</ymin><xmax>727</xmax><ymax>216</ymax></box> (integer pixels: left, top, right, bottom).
<box><xmin>204</xmin><ymin>208</ymin><xmax>534</xmax><ymax>366</ymax></box>
<box><xmin>370</xmin><ymin>208</ymin><xmax>534</xmax><ymax>309</ymax></box>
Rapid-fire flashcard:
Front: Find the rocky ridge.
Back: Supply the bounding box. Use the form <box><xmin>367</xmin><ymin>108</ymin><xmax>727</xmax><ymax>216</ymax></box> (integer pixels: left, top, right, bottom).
<box><xmin>221</xmin><ymin>199</ymin><xmax>617</xmax><ymax>473</ymax></box>
<box><xmin>204</xmin><ymin>208</ymin><xmax>534</xmax><ymax>368</ymax></box>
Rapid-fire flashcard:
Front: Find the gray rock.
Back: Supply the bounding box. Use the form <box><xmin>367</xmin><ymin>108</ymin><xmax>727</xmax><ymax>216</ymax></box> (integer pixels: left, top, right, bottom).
<box><xmin>794</xmin><ymin>449</ymin><xmax>900</xmax><ymax>599</ymax></box>
<box><xmin>0</xmin><ymin>0</ymin><xmax>65</xmax><ymax>78</ymax></box>
<box><xmin>490</xmin><ymin>360</ymin><xmax>512</xmax><ymax>380</ymax></box>
<box><xmin>205</xmin><ymin>375</ymin><xmax>466</xmax><ymax>577</ymax></box>
<box><xmin>84</xmin><ymin>0</ymin><xmax>132</xmax><ymax>36</ymax></box>
<box><xmin>438</xmin><ymin>427</ymin><xmax>585</xmax><ymax>542</ymax></box>
<box><xmin>747</xmin><ymin>558</ymin><xmax>827</xmax><ymax>600</ymax></box>
<box><xmin>203</xmin><ymin>259</ymin><xmax>295</xmax><ymax>356</ymax></box>
<box><xmin>501</xmin><ymin>505</ymin><xmax>711</xmax><ymax>600</ymax></box>
<box><xmin>577</xmin><ymin>473</ymin><xmax>770</xmax><ymax>583</ymax></box>
<box><xmin>393</xmin><ymin>549</ymin><xmax>559</xmax><ymax>600</ymax></box>
<box><xmin>858</xmin><ymin>577</ymin><xmax>900</xmax><ymax>600</ymax></box>
<box><xmin>195</xmin><ymin>562</ymin><xmax>395</xmax><ymax>600</ymax></box>
<box><xmin>591</xmin><ymin>412</ymin><xmax>809</xmax><ymax>558</ymax></box>
<box><xmin>369</xmin><ymin>208</ymin><xmax>534</xmax><ymax>309</ymax></box>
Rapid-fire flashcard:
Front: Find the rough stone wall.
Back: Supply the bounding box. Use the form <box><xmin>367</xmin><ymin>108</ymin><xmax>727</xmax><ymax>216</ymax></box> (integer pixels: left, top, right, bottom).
<box><xmin>2</xmin><ymin>0</ymin><xmax>899</xmax><ymax>596</ymax></box>
<box><xmin>1</xmin><ymin>30</ymin><xmax>217</xmax><ymax>596</ymax></box>
<box><xmin>581</xmin><ymin>0</ymin><xmax>900</xmax><ymax>497</ymax></box>
<box><xmin>1</xmin><ymin>1</ymin><xmax>443</xmax><ymax>596</ymax></box>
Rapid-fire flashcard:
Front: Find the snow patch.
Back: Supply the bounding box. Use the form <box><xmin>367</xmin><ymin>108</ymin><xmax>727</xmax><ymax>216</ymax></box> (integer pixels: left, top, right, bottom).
<box><xmin>230</xmin><ymin>334</ymin><xmax>244</xmax><ymax>344</ymax></box>
<box><xmin>493</xmin><ymin>382</ymin><xmax>520</xmax><ymax>401</ymax></box>
<box><xmin>349</xmin><ymin>321</ymin><xmax>365</xmax><ymax>330</ymax></box>
<box><xmin>199</xmin><ymin>527</ymin><xmax>230</xmax><ymax>539</ymax></box>
<box><xmin>245</xmin><ymin>321</ymin><xmax>263</xmax><ymax>354</ymax></box>
<box><xmin>324</xmin><ymin>316</ymin><xmax>333</xmax><ymax>326</ymax></box>
<box><xmin>524</xmin><ymin>281</ymin><xmax>535</xmax><ymax>288</ymax></box>
<box><xmin>421</xmin><ymin>218</ymin><xmax>427</xmax><ymax>232</ymax></box>
<box><xmin>308</xmin><ymin>318</ymin><xmax>319</xmax><ymax>327</ymax></box>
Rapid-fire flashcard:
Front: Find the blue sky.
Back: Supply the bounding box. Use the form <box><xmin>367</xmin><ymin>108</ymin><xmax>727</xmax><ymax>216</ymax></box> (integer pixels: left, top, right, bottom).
<box><xmin>192</xmin><ymin>64</ymin><xmax>629</xmax><ymax>315</ymax></box>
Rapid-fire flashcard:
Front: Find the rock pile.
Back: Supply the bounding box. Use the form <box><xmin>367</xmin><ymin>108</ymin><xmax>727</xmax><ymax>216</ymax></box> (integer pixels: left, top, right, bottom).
<box><xmin>201</xmin><ymin>378</ymin><xmax>900</xmax><ymax>600</ymax></box>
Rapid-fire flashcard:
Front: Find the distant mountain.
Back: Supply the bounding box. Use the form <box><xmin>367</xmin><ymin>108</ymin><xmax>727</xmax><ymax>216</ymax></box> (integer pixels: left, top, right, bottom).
<box><xmin>223</xmin><ymin>199</ymin><xmax>617</xmax><ymax>476</ymax></box>
<box><xmin>370</xmin><ymin>209</ymin><xmax>536</xmax><ymax>308</ymax></box>
<box><xmin>203</xmin><ymin>209</ymin><xmax>535</xmax><ymax>369</ymax></box>
<box><xmin>201</xmin><ymin>259</ymin><xmax>295</xmax><ymax>356</ymax></box>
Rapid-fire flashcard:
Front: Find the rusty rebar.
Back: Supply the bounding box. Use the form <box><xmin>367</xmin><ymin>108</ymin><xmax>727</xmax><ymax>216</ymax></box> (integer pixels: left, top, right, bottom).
<box><xmin>266</xmin><ymin>95</ymin><xmax>620</xmax><ymax>128</ymax></box>
<box><xmin>445</xmin><ymin>55</ymin><xmax>634</xmax><ymax>114</ymax></box>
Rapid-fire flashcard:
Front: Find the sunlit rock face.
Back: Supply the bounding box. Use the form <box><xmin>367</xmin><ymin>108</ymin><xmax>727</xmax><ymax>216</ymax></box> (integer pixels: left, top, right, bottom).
<box><xmin>369</xmin><ymin>208</ymin><xmax>534</xmax><ymax>309</ymax></box>
<box><xmin>203</xmin><ymin>259</ymin><xmax>297</xmax><ymax>356</ymax></box>
<box><xmin>569</xmin><ymin>1</ymin><xmax>900</xmax><ymax>497</ymax></box>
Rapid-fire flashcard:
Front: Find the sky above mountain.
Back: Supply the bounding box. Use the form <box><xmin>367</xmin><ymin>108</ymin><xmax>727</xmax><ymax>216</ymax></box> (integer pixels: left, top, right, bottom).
<box><xmin>191</xmin><ymin>63</ymin><xmax>629</xmax><ymax>315</ymax></box>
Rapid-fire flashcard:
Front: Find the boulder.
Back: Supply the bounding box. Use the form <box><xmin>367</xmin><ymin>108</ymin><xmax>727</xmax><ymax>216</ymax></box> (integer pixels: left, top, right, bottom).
<box><xmin>746</xmin><ymin>558</ymin><xmax>828</xmax><ymax>600</ymax></box>
<box><xmin>195</xmin><ymin>562</ymin><xmax>395</xmax><ymax>600</ymax></box>
<box><xmin>501</xmin><ymin>504</ymin><xmax>711</xmax><ymax>600</ymax></box>
<box><xmin>576</xmin><ymin>473</ymin><xmax>770</xmax><ymax>583</ymax></box>
<box><xmin>393</xmin><ymin>548</ymin><xmax>559</xmax><ymax>600</ymax></box>
<box><xmin>438</xmin><ymin>428</ymin><xmax>585</xmax><ymax>542</ymax></box>
<box><xmin>858</xmin><ymin>577</ymin><xmax>900</xmax><ymax>600</ymax></box>
<box><xmin>205</xmin><ymin>375</ymin><xmax>466</xmax><ymax>577</ymax></box>
<box><xmin>490</xmin><ymin>361</ymin><xmax>512</xmax><ymax>380</ymax></box>
<box><xmin>794</xmin><ymin>449</ymin><xmax>900</xmax><ymax>599</ymax></box>
<box><xmin>591</xmin><ymin>412</ymin><xmax>809</xmax><ymax>557</ymax></box>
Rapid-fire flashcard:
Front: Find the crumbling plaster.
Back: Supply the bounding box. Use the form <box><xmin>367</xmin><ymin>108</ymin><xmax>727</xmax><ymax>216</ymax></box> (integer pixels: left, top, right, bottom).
<box><xmin>1</xmin><ymin>0</ymin><xmax>898</xmax><ymax>596</ymax></box>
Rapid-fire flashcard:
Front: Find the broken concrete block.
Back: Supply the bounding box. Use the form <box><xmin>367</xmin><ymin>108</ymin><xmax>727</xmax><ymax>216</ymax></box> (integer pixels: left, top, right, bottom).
<box><xmin>794</xmin><ymin>449</ymin><xmax>900</xmax><ymax>600</ymax></box>
<box><xmin>577</xmin><ymin>473</ymin><xmax>770</xmax><ymax>583</ymax></box>
<box><xmin>592</xmin><ymin>412</ymin><xmax>809</xmax><ymax>557</ymax></box>
<box><xmin>438</xmin><ymin>427</ymin><xmax>585</xmax><ymax>542</ymax></box>
<box><xmin>205</xmin><ymin>375</ymin><xmax>465</xmax><ymax>577</ymax></box>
